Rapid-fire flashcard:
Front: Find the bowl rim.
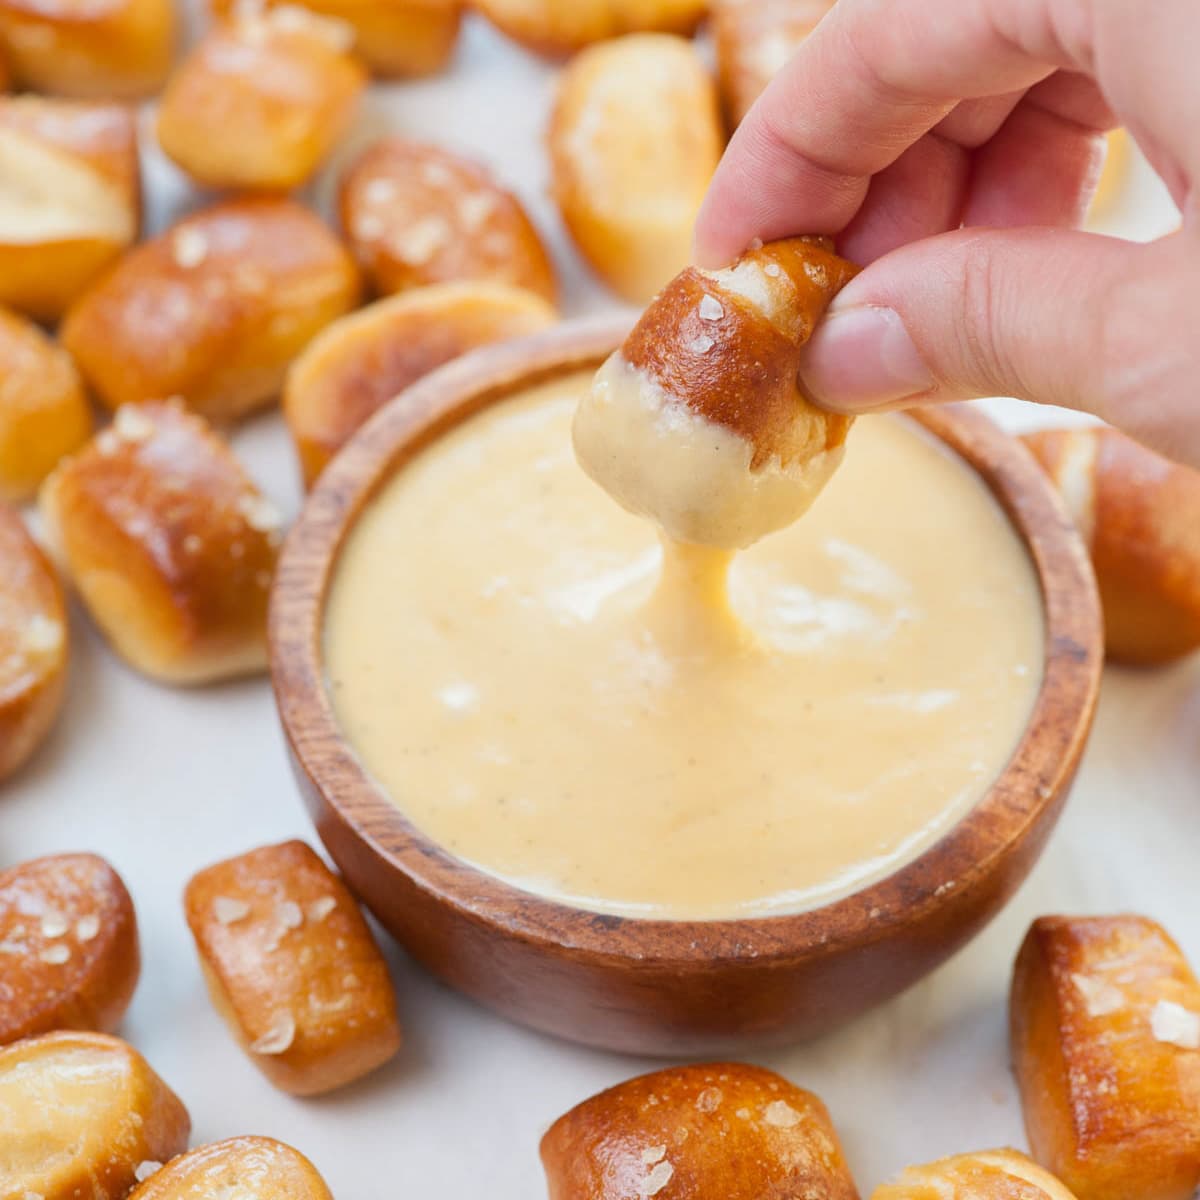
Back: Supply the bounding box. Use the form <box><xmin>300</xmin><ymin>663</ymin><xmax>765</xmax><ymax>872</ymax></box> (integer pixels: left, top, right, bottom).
<box><xmin>270</xmin><ymin>315</ymin><xmax>1103</xmax><ymax>968</ymax></box>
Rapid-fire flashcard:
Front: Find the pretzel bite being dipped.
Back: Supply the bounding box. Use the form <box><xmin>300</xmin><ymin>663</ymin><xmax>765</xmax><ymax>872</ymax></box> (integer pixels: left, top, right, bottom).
<box><xmin>574</xmin><ymin>236</ymin><xmax>859</xmax><ymax>548</ymax></box>
<box><xmin>0</xmin><ymin>97</ymin><xmax>140</xmax><ymax>322</ymax></box>
<box><xmin>713</xmin><ymin>0</ymin><xmax>835</xmax><ymax>127</ymax></box>
<box><xmin>157</xmin><ymin>6</ymin><xmax>366</xmax><ymax>192</ymax></box>
<box><xmin>339</xmin><ymin>138</ymin><xmax>557</xmax><ymax>303</ymax></box>
<box><xmin>128</xmin><ymin>1137</ymin><xmax>334</xmax><ymax>1200</ymax></box>
<box><xmin>61</xmin><ymin>199</ymin><xmax>361</xmax><ymax>422</ymax></box>
<box><xmin>184</xmin><ymin>840</ymin><xmax>401</xmax><ymax>1096</ymax></box>
<box><xmin>549</xmin><ymin>33</ymin><xmax>723</xmax><ymax>302</ymax></box>
<box><xmin>0</xmin><ymin>503</ymin><xmax>68</xmax><ymax>781</ymax></box>
<box><xmin>0</xmin><ymin>308</ymin><xmax>91</xmax><ymax>503</ymax></box>
<box><xmin>473</xmin><ymin>0</ymin><xmax>706</xmax><ymax>57</ymax></box>
<box><xmin>874</xmin><ymin>1149</ymin><xmax>1078</xmax><ymax>1200</ymax></box>
<box><xmin>285</xmin><ymin>281</ymin><xmax>556</xmax><ymax>485</ymax></box>
<box><xmin>0</xmin><ymin>0</ymin><xmax>176</xmax><ymax>99</ymax></box>
<box><xmin>0</xmin><ymin>1031</ymin><xmax>190</xmax><ymax>1200</ymax></box>
<box><xmin>0</xmin><ymin>853</ymin><xmax>140</xmax><ymax>1045</ymax></box>
<box><xmin>40</xmin><ymin>403</ymin><xmax>283</xmax><ymax>686</ymax></box>
<box><xmin>542</xmin><ymin>1063</ymin><xmax>858</xmax><ymax>1200</ymax></box>
<box><xmin>1011</xmin><ymin>915</ymin><xmax>1200</xmax><ymax>1200</ymax></box>
<box><xmin>1023</xmin><ymin>427</ymin><xmax>1200</xmax><ymax>664</ymax></box>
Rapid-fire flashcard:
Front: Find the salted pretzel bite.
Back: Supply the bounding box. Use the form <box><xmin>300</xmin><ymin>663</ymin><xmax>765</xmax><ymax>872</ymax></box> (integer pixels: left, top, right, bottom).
<box><xmin>40</xmin><ymin>402</ymin><xmax>283</xmax><ymax>686</ymax></box>
<box><xmin>874</xmin><ymin>1149</ymin><xmax>1078</xmax><ymax>1200</ymax></box>
<box><xmin>541</xmin><ymin>1063</ymin><xmax>858</xmax><ymax>1200</ymax></box>
<box><xmin>574</xmin><ymin>236</ymin><xmax>859</xmax><ymax>548</ymax></box>
<box><xmin>1023</xmin><ymin>427</ymin><xmax>1200</xmax><ymax>664</ymax></box>
<box><xmin>1011</xmin><ymin>915</ymin><xmax>1200</xmax><ymax>1200</ymax></box>
<box><xmin>129</xmin><ymin>1137</ymin><xmax>334</xmax><ymax>1200</ymax></box>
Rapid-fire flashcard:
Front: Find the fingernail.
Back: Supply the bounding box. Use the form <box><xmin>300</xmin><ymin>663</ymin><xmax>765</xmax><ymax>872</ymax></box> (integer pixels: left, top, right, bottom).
<box><xmin>799</xmin><ymin>305</ymin><xmax>934</xmax><ymax>413</ymax></box>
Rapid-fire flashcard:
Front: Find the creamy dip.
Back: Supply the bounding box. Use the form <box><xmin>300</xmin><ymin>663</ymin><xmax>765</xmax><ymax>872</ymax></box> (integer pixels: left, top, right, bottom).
<box><xmin>325</xmin><ymin>371</ymin><xmax>1043</xmax><ymax>920</ymax></box>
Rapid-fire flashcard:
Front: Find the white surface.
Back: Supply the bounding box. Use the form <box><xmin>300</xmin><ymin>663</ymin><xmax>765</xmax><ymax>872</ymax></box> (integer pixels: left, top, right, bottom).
<box><xmin>7</xmin><ymin>13</ymin><xmax>1195</xmax><ymax>1196</ymax></box>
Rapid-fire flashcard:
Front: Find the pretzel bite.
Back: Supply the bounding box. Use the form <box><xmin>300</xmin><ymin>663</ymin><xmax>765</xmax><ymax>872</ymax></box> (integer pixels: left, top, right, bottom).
<box><xmin>211</xmin><ymin>0</ymin><xmax>461</xmax><ymax>77</ymax></box>
<box><xmin>0</xmin><ymin>503</ymin><xmax>67</xmax><ymax>781</ymax></box>
<box><xmin>129</xmin><ymin>1137</ymin><xmax>334</xmax><ymax>1200</ymax></box>
<box><xmin>1023</xmin><ymin>427</ymin><xmax>1200</xmax><ymax>664</ymax></box>
<box><xmin>473</xmin><ymin>0</ymin><xmax>706</xmax><ymax>57</ymax></box>
<box><xmin>0</xmin><ymin>853</ymin><xmax>140</xmax><ymax>1045</ymax></box>
<box><xmin>338</xmin><ymin>138</ymin><xmax>557</xmax><ymax>303</ymax></box>
<box><xmin>184</xmin><ymin>840</ymin><xmax>401</xmax><ymax>1096</ymax></box>
<box><xmin>0</xmin><ymin>308</ymin><xmax>91</xmax><ymax>503</ymax></box>
<box><xmin>0</xmin><ymin>1031</ymin><xmax>190</xmax><ymax>1200</ymax></box>
<box><xmin>542</xmin><ymin>1063</ymin><xmax>858</xmax><ymax>1200</ymax></box>
<box><xmin>0</xmin><ymin>97</ymin><xmax>140</xmax><ymax>322</ymax></box>
<box><xmin>713</xmin><ymin>0</ymin><xmax>835</xmax><ymax>127</ymax></box>
<box><xmin>874</xmin><ymin>1149</ymin><xmax>1078</xmax><ymax>1200</ymax></box>
<box><xmin>40</xmin><ymin>402</ymin><xmax>282</xmax><ymax>685</ymax></box>
<box><xmin>1011</xmin><ymin>915</ymin><xmax>1200</xmax><ymax>1200</ymax></box>
<box><xmin>0</xmin><ymin>0</ymin><xmax>175</xmax><ymax>99</ymax></box>
<box><xmin>549</xmin><ymin>34</ymin><xmax>723</xmax><ymax>302</ymax></box>
<box><xmin>285</xmin><ymin>281</ymin><xmax>556</xmax><ymax>485</ymax></box>
<box><xmin>61</xmin><ymin>198</ymin><xmax>361</xmax><ymax>421</ymax></box>
<box><xmin>574</xmin><ymin>236</ymin><xmax>858</xmax><ymax>548</ymax></box>
<box><xmin>157</xmin><ymin>6</ymin><xmax>366</xmax><ymax>192</ymax></box>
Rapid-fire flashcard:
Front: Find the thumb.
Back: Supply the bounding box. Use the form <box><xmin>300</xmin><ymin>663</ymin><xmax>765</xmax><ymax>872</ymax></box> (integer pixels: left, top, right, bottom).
<box><xmin>799</xmin><ymin>227</ymin><xmax>1200</xmax><ymax>465</ymax></box>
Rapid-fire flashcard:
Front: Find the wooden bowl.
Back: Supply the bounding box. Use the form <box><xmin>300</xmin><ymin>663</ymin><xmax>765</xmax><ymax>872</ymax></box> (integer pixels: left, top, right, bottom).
<box><xmin>270</xmin><ymin>318</ymin><xmax>1103</xmax><ymax>1056</ymax></box>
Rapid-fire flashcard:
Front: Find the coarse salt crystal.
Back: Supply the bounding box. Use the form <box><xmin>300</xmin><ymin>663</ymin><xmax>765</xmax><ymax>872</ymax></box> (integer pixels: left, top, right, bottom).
<box><xmin>689</xmin><ymin>335</ymin><xmax>714</xmax><ymax>355</ymax></box>
<box><xmin>641</xmin><ymin>1145</ymin><xmax>666</xmax><ymax>1165</ymax></box>
<box><xmin>695</xmin><ymin>1086</ymin><xmax>722</xmax><ymax>1112</ymax></box>
<box><xmin>40</xmin><ymin>913</ymin><xmax>69</xmax><ymax>939</ymax></box>
<box><xmin>213</xmin><ymin>896</ymin><xmax>251</xmax><ymax>925</ymax></box>
<box><xmin>39</xmin><ymin>944</ymin><xmax>70</xmax><ymax>966</ymax></box>
<box><xmin>747</xmin><ymin>237</ymin><xmax>764</xmax><ymax>251</ymax></box>
<box><xmin>394</xmin><ymin>216</ymin><xmax>450</xmax><ymax>265</ymax></box>
<box><xmin>1071</xmin><ymin>972</ymin><xmax>1125</xmax><ymax>1017</ymax></box>
<box><xmin>308</xmin><ymin>896</ymin><xmax>337</xmax><ymax>922</ymax></box>
<box><xmin>458</xmin><ymin>192</ymin><xmax>497</xmax><ymax>231</ymax></box>
<box><xmin>250</xmin><ymin>1011</ymin><xmax>296</xmax><ymax>1055</ymax></box>
<box><xmin>183</xmin><ymin>534</ymin><xmax>203</xmax><ymax>555</ymax></box>
<box><xmin>698</xmin><ymin>295</ymin><xmax>725</xmax><ymax>322</ymax></box>
<box><xmin>362</xmin><ymin>178</ymin><xmax>398</xmax><ymax>206</ymax></box>
<box><xmin>1151</xmin><ymin>999</ymin><xmax>1200</xmax><ymax>1049</ymax></box>
<box><xmin>355</xmin><ymin>213</ymin><xmax>386</xmax><ymax>241</ymax></box>
<box><xmin>764</xmin><ymin>1100</ymin><xmax>802</xmax><ymax>1128</ymax></box>
<box><xmin>173</xmin><ymin>228</ymin><xmax>209</xmax><ymax>269</ymax></box>
<box><xmin>76</xmin><ymin>915</ymin><xmax>101</xmax><ymax>942</ymax></box>
<box><xmin>763</xmin><ymin>262</ymin><xmax>782</xmax><ymax>278</ymax></box>
<box><xmin>23</xmin><ymin>615</ymin><xmax>63</xmax><ymax>658</ymax></box>
<box><xmin>114</xmin><ymin>405</ymin><xmax>155</xmax><ymax>442</ymax></box>
<box><xmin>134</xmin><ymin>1162</ymin><xmax>162</xmax><ymax>1183</ymax></box>
<box><xmin>276</xmin><ymin>900</ymin><xmax>303</xmax><ymax>930</ymax></box>
<box><xmin>735</xmin><ymin>1107</ymin><xmax>751</xmax><ymax>1119</ymax></box>
<box><xmin>639</xmin><ymin>1161</ymin><xmax>674</xmax><ymax>1197</ymax></box>
<box><xmin>237</xmin><ymin>493</ymin><xmax>284</xmax><ymax>534</ymax></box>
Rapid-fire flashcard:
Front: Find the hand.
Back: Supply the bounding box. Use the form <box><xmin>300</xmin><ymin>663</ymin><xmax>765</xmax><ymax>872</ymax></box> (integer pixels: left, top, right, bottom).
<box><xmin>694</xmin><ymin>0</ymin><xmax>1199</xmax><ymax>466</ymax></box>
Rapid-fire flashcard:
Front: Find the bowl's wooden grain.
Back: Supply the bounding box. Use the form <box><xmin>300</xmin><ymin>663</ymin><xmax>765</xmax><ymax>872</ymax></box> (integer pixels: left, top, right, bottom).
<box><xmin>270</xmin><ymin>318</ymin><xmax>1103</xmax><ymax>1055</ymax></box>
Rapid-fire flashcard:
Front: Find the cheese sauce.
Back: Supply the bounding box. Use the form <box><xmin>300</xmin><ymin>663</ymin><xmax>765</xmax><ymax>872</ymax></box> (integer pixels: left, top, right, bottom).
<box><xmin>325</xmin><ymin>372</ymin><xmax>1043</xmax><ymax>919</ymax></box>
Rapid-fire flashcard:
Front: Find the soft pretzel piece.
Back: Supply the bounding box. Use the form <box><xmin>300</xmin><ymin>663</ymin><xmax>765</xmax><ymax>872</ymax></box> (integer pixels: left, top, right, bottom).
<box><xmin>40</xmin><ymin>402</ymin><xmax>282</xmax><ymax>686</ymax></box>
<box><xmin>184</xmin><ymin>840</ymin><xmax>401</xmax><ymax>1096</ymax></box>
<box><xmin>0</xmin><ymin>0</ymin><xmax>176</xmax><ymax>99</ymax></box>
<box><xmin>129</xmin><ymin>1137</ymin><xmax>334</xmax><ymax>1200</ymax></box>
<box><xmin>541</xmin><ymin>1063</ymin><xmax>859</xmax><ymax>1200</ymax></box>
<box><xmin>211</xmin><ymin>0</ymin><xmax>461</xmax><ymax>77</ymax></box>
<box><xmin>574</xmin><ymin>236</ymin><xmax>858</xmax><ymax>548</ymax></box>
<box><xmin>1011</xmin><ymin>915</ymin><xmax>1200</xmax><ymax>1200</ymax></box>
<box><xmin>0</xmin><ymin>307</ymin><xmax>91</xmax><ymax>502</ymax></box>
<box><xmin>1089</xmin><ymin>130</ymin><xmax>1129</xmax><ymax>220</ymax></box>
<box><xmin>285</xmin><ymin>281</ymin><xmax>556</xmax><ymax>485</ymax></box>
<box><xmin>0</xmin><ymin>853</ymin><xmax>140</xmax><ymax>1046</ymax></box>
<box><xmin>874</xmin><ymin>1149</ymin><xmax>1078</xmax><ymax>1200</ymax></box>
<box><xmin>549</xmin><ymin>33</ymin><xmax>723</xmax><ymax>302</ymax></box>
<box><xmin>157</xmin><ymin>6</ymin><xmax>365</xmax><ymax>192</ymax></box>
<box><xmin>1023</xmin><ymin>427</ymin><xmax>1200</xmax><ymax>664</ymax></box>
<box><xmin>713</xmin><ymin>0</ymin><xmax>835</xmax><ymax>127</ymax></box>
<box><xmin>473</xmin><ymin>0</ymin><xmax>706</xmax><ymax>57</ymax></box>
<box><xmin>61</xmin><ymin>198</ymin><xmax>361</xmax><ymax>421</ymax></box>
<box><xmin>0</xmin><ymin>503</ymin><xmax>67</xmax><ymax>781</ymax></box>
<box><xmin>0</xmin><ymin>97</ymin><xmax>140</xmax><ymax>322</ymax></box>
<box><xmin>339</xmin><ymin>137</ymin><xmax>557</xmax><ymax>303</ymax></box>
<box><xmin>0</xmin><ymin>1031</ymin><xmax>190</xmax><ymax>1200</ymax></box>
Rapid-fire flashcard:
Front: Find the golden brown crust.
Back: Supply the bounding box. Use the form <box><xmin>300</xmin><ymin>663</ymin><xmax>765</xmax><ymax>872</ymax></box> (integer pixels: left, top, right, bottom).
<box><xmin>1023</xmin><ymin>427</ymin><xmax>1200</xmax><ymax>665</ymax></box>
<box><xmin>0</xmin><ymin>0</ymin><xmax>176</xmax><ymax>99</ymax></box>
<box><xmin>0</xmin><ymin>97</ymin><xmax>141</xmax><ymax>322</ymax></box>
<box><xmin>40</xmin><ymin>402</ymin><xmax>282</xmax><ymax>685</ymax></box>
<box><xmin>129</xmin><ymin>1137</ymin><xmax>334</xmax><ymax>1200</ymax></box>
<box><xmin>157</xmin><ymin>7</ymin><xmax>366</xmax><ymax>191</ymax></box>
<box><xmin>622</xmin><ymin>237</ymin><xmax>858</xmax><ymax>468</ymax></box>
<box><xmin>184</xmin><ymin>840</ymin><xmax>401</xmax><ymax>1096</ymax></box>
<box><xmin>338</xmin><ymin>138</ymin><xmax>557</xmax><ymax>303</ymax></box>
<box><xmin>874</xmin><ymin>1148</ymin><xmax>1079</xmax><ymax>1200</ymax></box>
<box><xmin>0</xmin><ymin>1030</ymin><xmax>190</xmax><ymax>1200</ymax></box>
<box><xmin>211</xmin><ymin>0</ymin><xmax>462</xmax><ymax>77</ymax></box>
<box><xmin>0</xmin><ymin>308</ymin><xmax>92</xmax><ymax>502</ymax></box>
<box><xmin>0</xmin><ymin>853</ymin><xmax>140</xmax><ymax>1045</ymax></box>
<box><xmin>1011</xmin><ymin>915</ymin><xmax>1200</xmax><ymax>1200</ymax></box>
<box><xmin>549</xmin><ymin>33</ymin><xmax>723</xmax><ymax>302</ymax></box>
<box><xmin>541</xmin><ymin>1063</ymin><xmax>859</xmax><ymax>1200</ymax></box>
<box><xmin>474</xmin><ymin>0</ymin><xmax>706</xmax><ymax>57</ymax></box>
<box><xmin>285</xmin><ymin>281</ymin><xmax>557</xmax><ymax>485</ymax></box>
<box><xmin>61</xmin><ymin>198</ymin><xmax>362</xmax><ymax>421</ymax></box>
<box><xmin>0</xmin><ymin>502</ymin><xmax>67</xmax><ymax>780</ymax></box>
<box><xmin>712</xmin><ymin>0</ymin><xmax>834</xmax><ymax>127</ymax></box>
